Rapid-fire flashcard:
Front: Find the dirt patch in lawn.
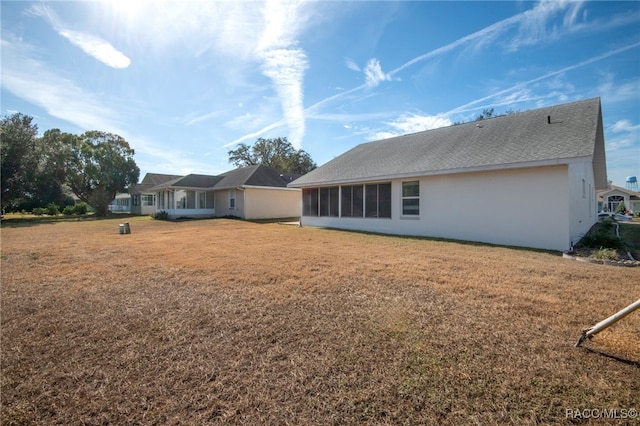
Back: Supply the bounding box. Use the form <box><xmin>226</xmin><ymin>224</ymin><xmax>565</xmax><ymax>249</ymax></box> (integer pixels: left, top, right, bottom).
<box><xmin>1</xmin><ymin>217</ymin><xmax>638</xmax><ymax>425</ymax></box>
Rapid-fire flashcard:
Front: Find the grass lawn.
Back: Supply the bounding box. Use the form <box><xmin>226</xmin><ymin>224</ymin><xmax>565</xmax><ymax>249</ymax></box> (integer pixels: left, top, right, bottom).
<box><xmin>1</xmin><ymin>216</ymin><xmax>638</xmax><ymax>425</ymax></box>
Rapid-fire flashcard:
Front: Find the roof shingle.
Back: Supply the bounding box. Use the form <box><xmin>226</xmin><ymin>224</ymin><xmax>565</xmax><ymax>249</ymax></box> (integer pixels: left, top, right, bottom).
<box><xmin>290</xmin><ymin>98</ymin><xmax>603</xmax><ymax>187</ymax></box>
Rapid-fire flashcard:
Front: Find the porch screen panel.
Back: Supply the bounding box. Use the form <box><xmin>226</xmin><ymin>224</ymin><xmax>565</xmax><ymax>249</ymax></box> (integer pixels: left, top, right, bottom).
<box><xmin>319</xmin><ymin>188</ymin><xmax>329</xmax><ymax>216</ymax></box>
<box><xmin>187</xmin><ymin>191</ymin><xmax>196</xmax><ymax>209</ymax></box>
<box><xmin>341</xmin><ymin>185</ymin><xmax>364</xmax><ymax>217</ymax></box>
<box><xmin>329</xmin><ymin>187</ymin><xmax>339</xmax><ymax>217</ymax></box>
<box><xmin>206</xmin><ymin>191</ymin><xmax>215</xmax><ymax>209</ymax></box>
<box><xmin>379</xmin><ymin>183</ymin><xmax>391</xmax><ymax>218</ymax></box>
<box><xmin>303</xmin><ymin>188</ymin><xmax>319</xmax><ymax>216</ymax></box>
<box><xmin>352</xmin><ymin>185</ymin><xmax>364</xmax><ymax>217</ymax></box>
<box><xmin>365</xmin><ymin>184</ymin><xmax>378</xmax><ymax>217</ymax></box>
<box><xmin>341</xmin><ymin>186</ymin><xmax>352</xmax><ymax>217</ymax></box>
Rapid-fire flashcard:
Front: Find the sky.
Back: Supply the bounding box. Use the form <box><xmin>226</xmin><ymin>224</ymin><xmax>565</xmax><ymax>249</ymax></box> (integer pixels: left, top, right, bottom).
<box><xmin>1</xmin><ymin>0</ymin><xmax>639</xmax><ymax>187</ymax></box>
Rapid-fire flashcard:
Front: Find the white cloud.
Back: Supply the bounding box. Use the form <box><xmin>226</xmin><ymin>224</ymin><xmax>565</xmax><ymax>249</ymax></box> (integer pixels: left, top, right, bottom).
<box><xmin>610</xmin><ymin>120</ymin><xmax>640</xmax><ymax>133</ymax></box>
<box><xmin>58</xmin><ymin>29</ymin><xmax>131</xmax><ymax>69</ymax></box>
<box><xmin>345</xmin><ymin>58</ymin><xmax>360</xmax><ymax>72</ymax></box>
<box><xmin>364</xmin><ymin>58</ymin><xmax>391</xmax><ymax>88</ymax></box>
<box><xmin>386</xmin><ymin>113</ymin><xmax>452</xmax><ymax>135</ymax></box>
<box><xmin>1</xmin><ymin>38</ymin><xmax>119</xmax><ymax>132</ymax></box>
<box><xmin>28</xmin><ymin>3</ymin><xmax>130</xmax><ymax>69</ymax></box>
<box><xmin>254</xmin><ymin>0</ymin><xmax>309</xmax><ymax>150</ymax></box>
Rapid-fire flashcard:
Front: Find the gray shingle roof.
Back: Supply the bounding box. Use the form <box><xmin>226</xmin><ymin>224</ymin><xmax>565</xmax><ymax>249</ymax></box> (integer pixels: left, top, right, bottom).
<box><xmin>214</xmin><ymin>164</ymin><xmax>298</xmax><ymax>189</ymax></box>
<box><xmin>145</xmin><ymin>165</ymin><xmax>297</xmax><ymax>191</ymax></box>
<box><xmin>290</xmin><ymin>98</ymin><xmax>603</xmax><ymax>187</ymax></box>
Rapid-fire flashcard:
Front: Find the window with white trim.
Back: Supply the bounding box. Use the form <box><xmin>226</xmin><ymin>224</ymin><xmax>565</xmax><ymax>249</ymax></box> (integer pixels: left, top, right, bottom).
<box><xmin>229</xmin><ymin>190</ymin><xmax>236</xmax><ymax>210</ymax></box>
<box><xmin>402</xmin><ymin>181</ymin><xmax>420</xmax><ymax>216</ymax></box>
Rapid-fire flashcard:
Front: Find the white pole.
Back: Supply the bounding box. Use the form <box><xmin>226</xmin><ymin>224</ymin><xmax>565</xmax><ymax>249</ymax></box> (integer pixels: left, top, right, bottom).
<box><xmin>575</xmin><ymin>299</ymin><xmax>640</xmax><ymax>347</ymax></box>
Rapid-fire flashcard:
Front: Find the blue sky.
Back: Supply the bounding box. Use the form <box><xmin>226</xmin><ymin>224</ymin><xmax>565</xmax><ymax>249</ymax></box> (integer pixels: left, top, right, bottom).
<box><xmin>2</xmin><ymin>1</ymin><xmax>639</xmax><ymax>187</ymax></box>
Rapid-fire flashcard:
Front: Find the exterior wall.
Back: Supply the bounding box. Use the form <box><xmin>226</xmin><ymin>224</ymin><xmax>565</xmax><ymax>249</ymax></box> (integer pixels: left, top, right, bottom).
<box><xmin>243</xmin><ymin>187</ymin><xmax>301</xmax><ymax>219</ymax></box>
<box><xmin>215</xmin><ymin>189</ymin><xmax>245</xmax><ymax>218</ymax></box>
<box><xmin>300</xmin><ymin>165</ymin><xmax>572</xmax><ymax>251</ymax></box>
<box><xmin>568</xmin><ymin>161</ymin><xmax>598</xmax><ymax>247</ymax></box>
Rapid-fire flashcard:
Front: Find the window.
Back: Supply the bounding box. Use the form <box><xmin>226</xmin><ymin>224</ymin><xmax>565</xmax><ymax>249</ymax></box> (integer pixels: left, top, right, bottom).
<box><xmin>198</xmin><ymin>191</ymin><xmax>207</xmax><ymax>209</ymax></box>
<box><xmin>582</xmin><ymin>179</ymin><xmax>586</xmax><ymax>199</ymax></box>
<box><xmin>402</xmin><ymin>181</ymin><xmax>420</xmax><ymax>216</ymax></box>
<box><xmin>132</xmin><ymin>194</ymin><xmax>140</xmax><ymax>207</ymax></box>
<box><xmin>341</xmin><ymin>185</ymin><xmax>364</xmax><ymax>218</ymax></box>
<box><xmin>365</xmin><ymin>183</ymin><xmax>391</xmax><ymax>218</ymax></box>
<box><xmin>142</xmin><ymin>194</ymin><xmax>155</xmax><ymax>206</ymax></box>
<box><xmin>229</xmin><ymin>190</ymin><xmax>236</xmax><ymax>210</ymax></box>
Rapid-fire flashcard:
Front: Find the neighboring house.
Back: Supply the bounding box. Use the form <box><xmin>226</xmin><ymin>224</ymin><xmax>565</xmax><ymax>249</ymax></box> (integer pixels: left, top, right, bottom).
<box><xmin>288</xmin><ymin>98</ymin><xmax>608</xmax><ymax>252</ymax></box>
<box><xmin>147</xmin><ymin>164</ymin><xmax>301</xmax><ymax>220</ymax></box>
<box><xmin>130</xmin><ymin>173</ymin><xmax>182</xmax><ymax>216</ymax></box>
<box><xmin>598</xmin><ymin>185</ymin><xmax>640</xmax><ymax>215</ymax></box>
<box><xmin>108</xmin><ymin>193</ymin><xmax>131</xmax><ymax>213</ymax></box>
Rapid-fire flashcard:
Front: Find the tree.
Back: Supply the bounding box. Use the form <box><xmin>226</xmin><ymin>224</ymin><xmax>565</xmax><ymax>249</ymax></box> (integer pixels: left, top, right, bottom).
<box><xmin>1</xmin><ymin>113</ymin><xmax>39</xmax><ymax>212</ymax></box>
<box><xmin>66</xmin><ymin>131</ymin><xmax>140</xmax><ymax>216</ymax></box>
<box><xmin>228</xmin><ymin>137</ymin><xmax>316</xmax><ymax>175</ymax></box>
<box><xmin>475</xmin><ymin>108</ymin><xmax>495</xmax><ymax>121</ymax></box>
<box><xmin>17</xmin><ymin>129</ymin><xmax>78</xmax><ymax>212</ymax></box>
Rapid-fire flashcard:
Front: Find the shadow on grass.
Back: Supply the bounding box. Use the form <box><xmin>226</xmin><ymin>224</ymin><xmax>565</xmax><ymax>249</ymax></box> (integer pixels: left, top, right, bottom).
<box><xmin>312</xmin><ymin>225</ymin><xmax>561</xmax><ymax>256</ymax></box>
<box><xmin>0</xmin><ymin>213</ymin><xmax>136</xmax><ymax>228</ymax></box>
<box><xmin>580</xmin><ymin>346</ymin><xmax>640</xmax><ymax>368</ymax></box>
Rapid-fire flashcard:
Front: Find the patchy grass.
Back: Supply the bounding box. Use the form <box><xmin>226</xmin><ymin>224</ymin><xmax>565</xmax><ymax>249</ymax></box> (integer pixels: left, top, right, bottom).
<box><xmin>1</xmin><ymin>217</ymin><xmax>639</xmax><ymax>425</ymax></box>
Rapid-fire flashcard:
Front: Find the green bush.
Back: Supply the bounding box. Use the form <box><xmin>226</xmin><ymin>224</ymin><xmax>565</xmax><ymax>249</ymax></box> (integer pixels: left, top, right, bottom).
<box><xmin>579</xmin><ymin>220</ymin><xmax>625</xmax><ymax>250</ymax></box>
<box><xmin>32</xmin><ymin>207</ymin><xmax>46</xmax><ymax>216</ymax></box>
<box><xmin>63</xmin><ymin>205</ymin><xmax>75</xmax><ymax>215</ymax></box>
<box><xmin>73</xmin><ymin>202</ymin><xmax>89</xmax><ymax>215</ymax></box>
<box><xmin>615</xmin><ymin>201</ymin><xmax>627</xmax><ymax>214</ymax></box>
<box><xmin>153</xmin><ymin>210</ymin><xmax>169</xmax><ymax>220</ymax></box>
<box><xmin>46</xmin><ymin>203</ymin><xmax>59</xmax><ymax>216</ymax></box>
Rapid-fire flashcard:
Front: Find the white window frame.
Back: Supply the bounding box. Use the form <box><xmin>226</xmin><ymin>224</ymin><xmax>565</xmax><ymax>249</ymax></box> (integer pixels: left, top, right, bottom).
<box><xmin>401</xmin><ymin>181</ymin><xmax>420</xmax><ymax>217</ymax></box>
<box><xmin>229</xmin><ymin>190</ymin><xmax>236</xmax><ymax>210</ymax></box>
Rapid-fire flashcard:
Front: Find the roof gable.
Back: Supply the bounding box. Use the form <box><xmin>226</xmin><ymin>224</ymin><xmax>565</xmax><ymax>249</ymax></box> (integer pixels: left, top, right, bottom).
<box><xmin>290</xmin><ymin>98</ymin><xmax>604</xmax><ymax>187</ymax></box>
<box><xmin>214</xmin><ymin>164</ymin><xmax>296</xmax><ymax>189</ymax></box>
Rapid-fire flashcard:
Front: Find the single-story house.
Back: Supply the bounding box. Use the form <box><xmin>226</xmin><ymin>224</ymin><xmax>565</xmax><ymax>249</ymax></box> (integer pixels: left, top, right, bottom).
<box><xmin>143</xmin><ymin>164</ymin><xmax>301</xmax><ymax>220</ymax></box>
<box><xmin>598</xmin><ymin>185</ymin><xmax>640</xmax><ymax>215</ymax></box>
<box><xmin>130</xmin><ymin>173</ymin><xmax>182</xmax><ymax>216</ymax></box>
<box><xmin>288</xmin><ymin>98</ymin><xmax>608</xmax><ymax>251</ymax></box>
<box><xmin>108</xmin><ymin>193</ymin><xmax>132</xmax><ymax>213</ymax></box>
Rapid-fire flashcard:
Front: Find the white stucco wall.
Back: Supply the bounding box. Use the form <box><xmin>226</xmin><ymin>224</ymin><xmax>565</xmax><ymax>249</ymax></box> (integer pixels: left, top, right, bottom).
<box><xmin>300</xmin><ymin>165</ymin><xmax>573</xmax><ymax>251</ymax></box>
<box><xmin>215</xmin><ymin>189</ymin><xmax>245</xmax><ymax>218</ymax></box>
<box><xmin>243</xmin><ymin>187</ymin><xmax>301</xmax><ymax>219</ymax></box>
<box><xmin>568</xmin><ymin>161</ymin><xmax>598</xmax><ymax>247</ymax></box>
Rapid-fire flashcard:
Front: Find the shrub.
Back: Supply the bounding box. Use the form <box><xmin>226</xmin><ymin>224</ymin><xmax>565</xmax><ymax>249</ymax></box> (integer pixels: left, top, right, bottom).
<box><xmin>614</xmin><ymin>201</ymin><xmax>627</xmax><ymax>214</ymax></box>
<box><xmin>73</xmin><ymin>202</ymin><xmax>89</xmax><ymax>215</ymax></box>
<box><xmin>579</xmin><ymin>220</ymin><xmax>625</xmax><ymax>251</ymax></box>
<box><xmin>592</xmin><ymin>248</ymin><xmax>619</xmax><ymax>261</ymax></box>
<box><xmin>32</xmin><ymin>207</ymin><xmax>46</xmax><ymax>216</ymax></box>
<box><xmin>63</xmin><ymin>205</ymin><xmax>75</xmax><ymax>215</ymax></box>
<box><xmin>153</xmin><ymin>210</ymin><xmax>169</xmax><ymax>220</ymax></box>
<box><xmin>46</xmin><ymin>203</ymin><xmax>59</xmax><ymax>216</ymax></box>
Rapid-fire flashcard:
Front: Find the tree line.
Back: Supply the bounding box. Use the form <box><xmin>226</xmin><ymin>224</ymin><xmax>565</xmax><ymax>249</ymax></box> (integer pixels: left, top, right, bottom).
<box><xmin>1</xmin><ymin>113</ymin><xmax>139</xmax><ymax>216</ymax></box>
<box><xmin>2</xmin><ymin>113</ymin><xmax>317</xmax><ymax>217</ymax></box>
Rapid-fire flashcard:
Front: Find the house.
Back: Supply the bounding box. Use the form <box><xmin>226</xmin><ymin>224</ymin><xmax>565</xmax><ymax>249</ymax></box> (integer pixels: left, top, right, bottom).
<box><xmin>108</xmin><ymin>193</ymin><xmax>131</xmax><ymax>213</ymax></box>
<box><xmin>145</xmin><ymin>164</ymin><xmax>301</xmax><ymax>220</ymax></box>
<box><xmin>288</xmin><ymin>98</ymin><xmax>608</xmax><ymax>251</ymax></box>
<box><xmin>130</xmin><ymin>173</ymin><xmax>182</xmax><ymax>216</ymax></box>
<box><xmin>598</xmin><ymin>185</ymin><xmax>640</xmax><ymax>215</ymax></box>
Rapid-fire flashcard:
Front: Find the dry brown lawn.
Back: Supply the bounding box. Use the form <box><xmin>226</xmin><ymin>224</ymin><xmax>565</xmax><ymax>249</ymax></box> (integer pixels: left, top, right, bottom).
<box><xmin>1</xmin><ymin>216</ymin><xmax>639</xmax><ymax>425</ymax></box>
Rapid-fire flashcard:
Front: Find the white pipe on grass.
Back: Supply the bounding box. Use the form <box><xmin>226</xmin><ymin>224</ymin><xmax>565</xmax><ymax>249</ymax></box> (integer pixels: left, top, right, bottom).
<box><xmin>575</xmin><ymin>299</ymin><xmax>640</xmax><ymax>347</ymax></box>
